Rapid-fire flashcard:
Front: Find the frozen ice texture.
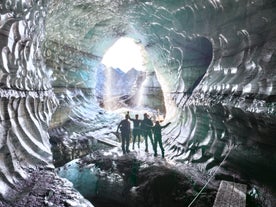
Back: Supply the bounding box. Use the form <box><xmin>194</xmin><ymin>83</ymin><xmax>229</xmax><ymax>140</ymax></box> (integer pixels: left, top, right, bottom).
<box><xmin>0</xmin><ymin>0</ymin><xmax>276</xmax><ymax>206</ymax></box>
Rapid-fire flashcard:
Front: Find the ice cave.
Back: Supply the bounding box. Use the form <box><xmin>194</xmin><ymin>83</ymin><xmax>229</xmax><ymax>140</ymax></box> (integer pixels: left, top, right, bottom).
<box><xmin>0</xmin><ymin>0</ymin><xmax>276</xmax><ymax>206</ymax></box>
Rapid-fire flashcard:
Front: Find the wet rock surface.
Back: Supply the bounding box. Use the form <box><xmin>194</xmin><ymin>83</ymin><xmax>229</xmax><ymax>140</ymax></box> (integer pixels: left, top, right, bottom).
<box><xmin>58</xmin><ymin>150</ymin><xmax>217</xmax><ymax>207</ymax></box>
<box><xmin>0</xmin><ymin>168</ymin><xmax>93</xmax><ymax>207</ymax></box>
<box><xmin>130</xmin><ymin>165</ymin><xmax>216</xmax><ymax>207</ymax></box>
<box><xmin>58</xmin><ymin>148</ymin><xmax>274</xmax><ymax>207</ymax></box>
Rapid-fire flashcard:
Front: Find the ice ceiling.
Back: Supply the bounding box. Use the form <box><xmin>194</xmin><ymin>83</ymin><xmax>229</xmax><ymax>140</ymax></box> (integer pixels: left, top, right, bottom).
<box><xmin>0</xmin><ymin>0</ymin><xmax>276</xmax><ymax>206</ymax></box>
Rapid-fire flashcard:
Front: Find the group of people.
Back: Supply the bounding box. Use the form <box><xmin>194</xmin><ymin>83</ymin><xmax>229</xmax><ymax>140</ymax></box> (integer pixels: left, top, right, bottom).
<box><xmin>116</xmin><ymin>112</ymin><xmax>171</xmax><ymax>158</ymax></box>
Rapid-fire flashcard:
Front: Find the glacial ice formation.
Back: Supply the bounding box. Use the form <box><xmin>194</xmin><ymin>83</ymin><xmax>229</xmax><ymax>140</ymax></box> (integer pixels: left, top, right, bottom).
<box><xmin>0</xmin><ymin>0</ymin><xmax>276</xmax><ymax>206</ymax></box>
<box><xmin>0</xmin><ymin>0</ymin><xmax>93</xmax><ymax>206</ymax></box>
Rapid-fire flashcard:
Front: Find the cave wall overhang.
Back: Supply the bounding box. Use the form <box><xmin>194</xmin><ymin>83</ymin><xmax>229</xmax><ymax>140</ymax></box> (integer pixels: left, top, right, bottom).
<box><xmin>44</xmin><ymin>0</ymin><xmax>276</xmax><ymax>193</ymax></box>
<box><xmin>45</xmin><ymin>0</ymin><xmax>276</xmax><ymax>114</ymax></box>
<box><xmin>0</xmin><ymin>0</ymin><xmax>276</xmax><ymax>203</ymax></box>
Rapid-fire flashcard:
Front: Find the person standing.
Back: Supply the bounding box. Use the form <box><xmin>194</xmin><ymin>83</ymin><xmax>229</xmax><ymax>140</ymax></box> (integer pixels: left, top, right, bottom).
<box><xmin>117</xmin><ymin>114</ymin><xmax>131</xmax><ymax>154</ymax></box>
<box><xmin>129</xmin><ymin>114</ymin><xmax>142</xmax><ymax>150</ymax></box>
<box><xmin>140</xmin><ymin>113</ymin><xmax>154</xmax><ymax>152</ymax></box>
<box><xmin>152</xmin><ymin>121</ymin><xmax>171</xmax><ymax>158</ymax></box>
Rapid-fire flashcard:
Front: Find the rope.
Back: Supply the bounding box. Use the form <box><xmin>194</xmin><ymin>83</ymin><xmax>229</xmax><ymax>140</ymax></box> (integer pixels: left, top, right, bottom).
<box><xmin>187</xmin><ymin>143</ymin><xmax>235</xmax><ymax>207</ymax></box>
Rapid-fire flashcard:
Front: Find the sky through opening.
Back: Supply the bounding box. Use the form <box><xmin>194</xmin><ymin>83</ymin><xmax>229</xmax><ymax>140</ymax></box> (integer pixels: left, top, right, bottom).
<box><xmin>101</xmin><ymin>37</ymin><xmax>146</xmax><ymax>73</ymax></box>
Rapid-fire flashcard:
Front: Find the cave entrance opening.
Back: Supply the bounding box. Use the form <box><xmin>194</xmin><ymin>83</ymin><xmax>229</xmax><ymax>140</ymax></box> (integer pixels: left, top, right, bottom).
<box><xmin>101</xmin><ymin>37</ymin><xmax>146</xmax><ymax>73</ymax></box>
<box><xmin>97</xmin><ymin>37</ymin><xmax>166</xmax><ymax>121</ymax></box>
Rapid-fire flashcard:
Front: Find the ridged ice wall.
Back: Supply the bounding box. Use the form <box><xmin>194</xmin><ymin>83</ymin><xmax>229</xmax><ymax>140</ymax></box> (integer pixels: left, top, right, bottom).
<box><xmin>45</xmin><ymin>0</ymin><xmax>276</xmax><ymax>185</ymax></box>
<box><xmin>0</xmin><ymin>0</ymin><xmax>57</xmax><ymax>200</ymax></box>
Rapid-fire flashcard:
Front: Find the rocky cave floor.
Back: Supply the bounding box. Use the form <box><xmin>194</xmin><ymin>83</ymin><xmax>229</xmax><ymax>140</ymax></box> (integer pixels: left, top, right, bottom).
<box><xmin>1</xmin><ymin>146</ymin><xmax>273</xmax><ymax>207</ymax></box>
<box><xmin>78</xmin><ymin>150</ymin><xmax>218</xmax><ymax>207</ymax></box>
<box><xmin>0</xmin><ymin>167</ymin><xmax>92</xmax><ymax>207</ymax></box>
<box><xmin>76</xmin><ymin>148</ymin><xmax>276</xmax><ymax>207</ymax></box>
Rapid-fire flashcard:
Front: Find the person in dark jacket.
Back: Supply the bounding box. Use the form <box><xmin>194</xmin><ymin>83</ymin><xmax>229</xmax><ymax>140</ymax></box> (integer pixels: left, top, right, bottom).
<box><xmin>129</xmin><ymin>114</ymin><xmax>142</xmax><ymax>150</ymax></box>
<box><xmin>152</xmin><ymin>121</ymin><xmax>171</xmax><ymax>158</ymax></box>
<box><xmin>140</xmin><ymin>113</ymin><xmax>154</xmax><ymax>152</ymax></box>
<box><xmin>117</xmin><ymin>114</ymin><xmax>131</xmax><ymax>154</ymax></box>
